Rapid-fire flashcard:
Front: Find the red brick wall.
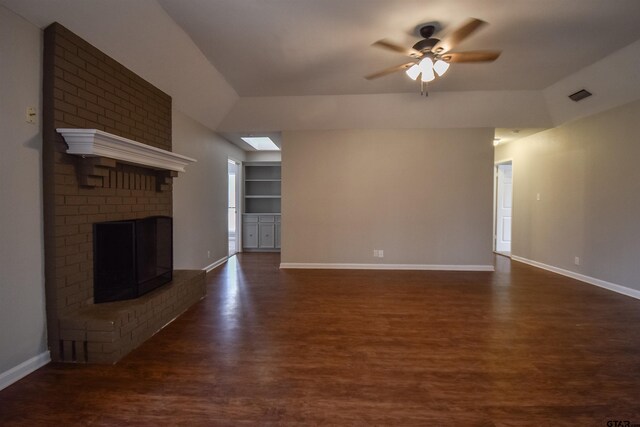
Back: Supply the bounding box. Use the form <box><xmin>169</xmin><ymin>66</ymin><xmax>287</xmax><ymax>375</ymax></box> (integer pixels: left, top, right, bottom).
<box><xmin>42</xmin><ymin>23</ymin><xmax>173</xmax><ymax>361</ymax></box>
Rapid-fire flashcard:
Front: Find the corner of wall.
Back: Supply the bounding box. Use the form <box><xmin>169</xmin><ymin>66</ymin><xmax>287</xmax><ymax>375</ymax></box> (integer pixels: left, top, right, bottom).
<box><xmin>543</xmin><ymin>39</ymin><xmax>640</xmax><ymax>126</ymax></box>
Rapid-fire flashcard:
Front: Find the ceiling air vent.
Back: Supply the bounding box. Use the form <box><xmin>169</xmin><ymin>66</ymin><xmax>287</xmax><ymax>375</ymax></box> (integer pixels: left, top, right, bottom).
<box><xmin>569</xmin><ymin>89</ymin><xmax>592</xmax><ymax>102</ymax></box>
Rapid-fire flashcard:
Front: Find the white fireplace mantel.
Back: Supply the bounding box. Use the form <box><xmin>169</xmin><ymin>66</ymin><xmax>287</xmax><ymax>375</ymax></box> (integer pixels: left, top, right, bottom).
<box><xmin>57</xmin><ymin>128</ymin><xmax>196</xmax><ymax>172</ymax></box>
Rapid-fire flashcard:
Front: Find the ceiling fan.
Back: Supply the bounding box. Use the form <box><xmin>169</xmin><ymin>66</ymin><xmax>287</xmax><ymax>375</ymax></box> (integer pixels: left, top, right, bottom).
<box><xmin>365</xmin><ymin>18</ymin><xmax>501</xmax><ymax>95</ymax></box>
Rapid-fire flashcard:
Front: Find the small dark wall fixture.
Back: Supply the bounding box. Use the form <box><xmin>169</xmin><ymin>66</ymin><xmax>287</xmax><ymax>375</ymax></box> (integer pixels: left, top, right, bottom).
<box><xmin>93</xmin><ymin>216</ymin><xmax>173</xmax><ymax>303</ymax></box>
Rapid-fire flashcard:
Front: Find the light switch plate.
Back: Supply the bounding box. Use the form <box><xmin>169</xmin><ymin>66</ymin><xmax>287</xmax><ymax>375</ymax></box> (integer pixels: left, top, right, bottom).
<box><xmin>26</xmin><ymin>106</ymin><xmax>37</xmax><ymax>124</ymax></box>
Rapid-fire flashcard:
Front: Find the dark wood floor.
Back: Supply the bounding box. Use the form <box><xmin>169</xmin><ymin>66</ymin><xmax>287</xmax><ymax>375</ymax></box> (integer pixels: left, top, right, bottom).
<box><xmin>2</xmin><ymin>254</ymin><xmax>640</xmax><ymax>426</ymax></box>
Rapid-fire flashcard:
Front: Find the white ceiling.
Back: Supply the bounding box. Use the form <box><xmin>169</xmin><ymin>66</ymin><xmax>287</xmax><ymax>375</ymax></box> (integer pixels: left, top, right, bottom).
<box><xmin>158</xmin><ymin>0</ymin><xmax>640</xmax><ymax>97</ymax></box>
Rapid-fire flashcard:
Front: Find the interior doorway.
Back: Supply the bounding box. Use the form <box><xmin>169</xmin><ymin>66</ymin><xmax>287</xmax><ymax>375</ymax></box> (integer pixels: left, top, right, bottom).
<box><xmin>228</xmin><ymin>159</ymin><xmax>240</xmax><ymax>256</ymax></box>
<box><xmin>494</xmin><ymin>161</ymin><xmax>513</xmax><ymax>256</ymax></box>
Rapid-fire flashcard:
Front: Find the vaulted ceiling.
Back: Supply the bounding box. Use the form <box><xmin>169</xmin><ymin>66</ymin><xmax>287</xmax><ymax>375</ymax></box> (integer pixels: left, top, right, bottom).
<box><xmin>158</xmin><ymin>0</ymin><xmax>640</xmax><ymax>96</ymax></box>
<box><xmin>3</xmin><ymin>0</ymin><xmax>640</xmax><ymax>145</ymax></box>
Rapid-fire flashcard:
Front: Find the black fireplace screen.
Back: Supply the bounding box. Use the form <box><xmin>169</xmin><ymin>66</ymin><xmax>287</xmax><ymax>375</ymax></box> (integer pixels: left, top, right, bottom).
<box><xmin>93</xmin><ymin>216</ymin><xmax>172</xmax><ymax>303</ymax></box>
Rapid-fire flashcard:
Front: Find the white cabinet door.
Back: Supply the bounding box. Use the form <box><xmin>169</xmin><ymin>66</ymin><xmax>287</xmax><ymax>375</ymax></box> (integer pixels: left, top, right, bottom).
<box><xmin>259</xmin><ymin>223</ymin><xmax>275</xmax><ymax>248</ymax></box>
<box><xmin>275</xmin><ymin>223</ymin><xmax>281</xmax><ymax>249</ymax></box>
<box><xmin>243</xmin><ymin>223</ymin><xmax>258</xmax><ymax>248</ymax></box>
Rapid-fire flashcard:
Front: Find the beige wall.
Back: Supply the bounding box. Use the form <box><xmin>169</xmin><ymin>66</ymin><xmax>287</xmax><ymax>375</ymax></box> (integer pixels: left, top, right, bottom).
<box><xmin>496</xmin><ymin>99</ymin><xmax>640</xmax><ymax>291</ymax></box>
<box><xmin>0</xmin><ymin>6</ymin><xmax>48</xmax><ymax>374</ymax></box>
<box><xmin>281</xmin><ymin>128</ymin><xmax>494</xmax><ymax>267</ymax></box>
<box><xmin>220</xmin><ymin>91</ymin><xmax>552</xmax><ymax>132</ymax></box>
<box><xmin>172</xmin><ymin>109</ymin><xmax>245</xmax><ymax>269</ymax></box>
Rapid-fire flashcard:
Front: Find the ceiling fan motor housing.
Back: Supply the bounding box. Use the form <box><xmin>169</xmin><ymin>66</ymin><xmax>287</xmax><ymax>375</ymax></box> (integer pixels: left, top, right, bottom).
<box><xmin>412</xmin><ymin>24</ymin><xmax>440</xmax><ymax>53</ymax></box>
<box><xmin>418</xmin><ymin>23</ymin><xmax>439</xmax><ymax>38</ymax></box>
<box><xmin>412</xmin><ymin>38</ymin><xmax>439</xmax><ymax>53</ymax></box>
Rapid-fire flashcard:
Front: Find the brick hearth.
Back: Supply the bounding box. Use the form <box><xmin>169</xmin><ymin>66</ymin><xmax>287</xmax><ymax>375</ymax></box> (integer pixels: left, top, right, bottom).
<box><xmin>58</xmin><ymin>270</ymin><xmax>205</xmax><ymax>364</ymax></box>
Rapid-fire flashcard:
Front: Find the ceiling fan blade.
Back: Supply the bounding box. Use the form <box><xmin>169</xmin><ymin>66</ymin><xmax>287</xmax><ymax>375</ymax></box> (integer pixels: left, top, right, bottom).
<box><xmin>432</xmin><ymin>18</ymin><xmax>487</xmax><ymax>54</ymax></box>
<box><xmin>372</xmin><ymin>39</ymin><xmax>423</xmax><ymax>58</ymax></box>
<box><xmin>441</xmin><ymin>50</ymin><xmax>501</xmax><ymax>63</ymax></box>
<box><xmin>364</xmin><ymin>62</ymin><xmax>416</xmax><ymax>80</ymax></box>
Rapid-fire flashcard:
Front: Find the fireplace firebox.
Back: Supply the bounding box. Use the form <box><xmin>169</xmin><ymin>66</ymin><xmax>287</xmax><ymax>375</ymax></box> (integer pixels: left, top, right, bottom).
<box><xmin>93</xmin><ymin>216</ymin><xmax>173</xmax><ymax>303</ymax></box>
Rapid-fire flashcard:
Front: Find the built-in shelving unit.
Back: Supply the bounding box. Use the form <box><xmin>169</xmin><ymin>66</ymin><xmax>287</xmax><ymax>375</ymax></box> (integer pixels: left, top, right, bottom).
<box><xmin>243</xmin><ymin>162</ymin><xmax>281</xmax><ymax>251</ymax></box>
<box><xmin>244</xmin><ymin>162</ymin><xmax>281</xmax><ymax>214</ymax></box>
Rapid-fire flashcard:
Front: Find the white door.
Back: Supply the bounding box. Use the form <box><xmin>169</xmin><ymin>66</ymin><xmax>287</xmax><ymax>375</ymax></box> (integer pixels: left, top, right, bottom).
<box><xmin>495</xmin><ymin>163</ymin><xmax>512</xmax><ymax>253</ymax></box>
<box><xmin>228</xmin><ymin>159</ymin><xmax>240</xmax><ymax>256</ymax></box>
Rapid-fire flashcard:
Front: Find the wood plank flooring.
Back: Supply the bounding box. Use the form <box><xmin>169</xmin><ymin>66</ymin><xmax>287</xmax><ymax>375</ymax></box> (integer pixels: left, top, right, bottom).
<box><xmin>1</xmin><ymin>254</ymin><xmax>640</xmax><ymax>425</ymax></box>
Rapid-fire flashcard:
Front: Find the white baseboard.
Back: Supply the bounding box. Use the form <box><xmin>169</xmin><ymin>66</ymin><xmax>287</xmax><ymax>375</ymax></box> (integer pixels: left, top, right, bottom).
<box><xmin>280</xmin><ymin>263</ymin><xmax>494</xmax><ymax>271</ymax></box>
<box><xmin>511</xmin><ymin>255</ymin><xmax>640</xmax><ymax>300</ymax></box>
<box><xmin>0</xmin><ymin>351</ymin><xmax>51</xmax><ymax>392</ymax></box>
<box><xmin>203</xmin><ymin>256</ymin><xmax>228</xmax><ymax>273</ymax></box>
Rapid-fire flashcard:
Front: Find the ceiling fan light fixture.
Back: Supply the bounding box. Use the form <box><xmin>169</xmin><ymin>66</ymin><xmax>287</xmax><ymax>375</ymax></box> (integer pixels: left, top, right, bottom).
<box><xmin>405</xmin><ymin>64</ymin><xmax>421</xmax><ymax>80</ymax></box>
<box><xmin>434</xmin><ymin>59</ymin><xmax>450</xmax><ymax>76</ymax></box>
<box><xmin>420</xmin><ymin>60</ymin><xmax>435</xmax><ymax>82</ymax></box>
<box><xmin>419</xmin><ymin>57</ymin><xmax>435</xmax><ymax>82</ymax></box>
<box><xmin>419</xmin><ymin>57</ymin><xmax>433</xmax><ymax>72</ymax></box>
<box><xmin>421</xmin><ymin>68</ymin><xmax>435</xmax><ymax>82</ymax></box>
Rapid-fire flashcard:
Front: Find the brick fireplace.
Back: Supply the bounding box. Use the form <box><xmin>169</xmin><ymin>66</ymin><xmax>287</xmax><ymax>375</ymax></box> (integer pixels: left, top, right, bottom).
<box><xmin>42</xmin><ymin>23</ymin><xmax>205</xmax><ymax>363</ymax></box>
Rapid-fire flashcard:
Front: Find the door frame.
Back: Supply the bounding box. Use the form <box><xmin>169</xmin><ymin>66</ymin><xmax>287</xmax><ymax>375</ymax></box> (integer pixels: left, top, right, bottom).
<box><xmin>228</xmin><ymin>157</ymin><xmax>242</xmax><ymax>254</ymax></box>
<box><xmin>493</xmin><ymin>159</ymin><xmax>513</xmax><ymax>255</ymax></box>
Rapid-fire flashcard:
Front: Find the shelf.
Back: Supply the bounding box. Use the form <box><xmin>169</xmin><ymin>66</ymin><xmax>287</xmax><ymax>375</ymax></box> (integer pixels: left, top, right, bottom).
<box><xmin>245</xmin><ymin>197</ymin><xmax>280</xmax><ymax>214</ymax></box>
<box><xmin>242</xmin><ymin>213</ymin><xmax>281</xmax><ymax>215</ymax></box>
<box><xmin>58</xmin><ymin>128</ymin><xmax>196</xmax><ymax>172</ymax></box>
<box><xmin>244</xmin><ymin>162</ymin><xmax>281</xmax><ymax>217</ymax></box>
<box><xmin>245</xmin><ymin>164</ymin><xmax>281</xmax><ymax>180</ymax></box>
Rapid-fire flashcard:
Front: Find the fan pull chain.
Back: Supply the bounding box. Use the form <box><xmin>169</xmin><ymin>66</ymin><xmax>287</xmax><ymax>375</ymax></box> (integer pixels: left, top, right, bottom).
<box><xmin>420</xmin><ymin>81</ymin><xmax>429</xmax><ymax>97</ymax></box>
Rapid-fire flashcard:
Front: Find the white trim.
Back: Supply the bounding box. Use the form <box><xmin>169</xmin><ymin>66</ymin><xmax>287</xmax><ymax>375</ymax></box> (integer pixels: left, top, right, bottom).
<box><xmin>511</xmin><ymin>255</ymin><xmax>640</xmax><ymax>300</ymax></box>
<box><xmin>494</xmin><ymin>158</ymin><xmax>514</xmax><ymax>165</ymax></box>
<box><xmin>493</xmin><ymin>159</ymin><xmax>514</xmax><ymax>253</ymax></box>
<box><xmin>228</xmin><ymin>157</ymin><xmax>242</xmax><ymax>256</ymax></box>
<box><xmin>237</xmin><ymin>159</ymin><xmax>243</xmax><ymax>253</ymax></box>
<box><xmin>0</xmin><ymin>351</ymin><xmax>50</xmax><ymax>391</ymax></box>
<box><xmin>280</xmin><ymin>263</ymin><xmax>494</xmax><ymax>271</ymax></box>
<box><xmin>203</xmin><ymin>256</ymin><xmax>228</xmax><ymax>273</ymax></box>
<box><xmin>58</xmin><ymin>128</ymin><xmax>196</xmax><ymax>172</ymax></box>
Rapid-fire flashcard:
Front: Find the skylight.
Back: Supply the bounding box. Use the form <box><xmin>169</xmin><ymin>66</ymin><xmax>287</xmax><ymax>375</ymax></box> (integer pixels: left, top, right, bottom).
<box><xmin>241</xmin><ymin>137</ymin><xmax>280</xmax><ymax>151</ymax></box>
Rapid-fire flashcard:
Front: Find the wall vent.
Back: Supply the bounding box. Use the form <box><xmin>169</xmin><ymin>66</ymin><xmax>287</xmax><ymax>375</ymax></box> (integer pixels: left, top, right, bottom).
<box><xmin>569</xmin><ymin>89</ymin><xmax>593</xmax><ymax>102</ymax></box>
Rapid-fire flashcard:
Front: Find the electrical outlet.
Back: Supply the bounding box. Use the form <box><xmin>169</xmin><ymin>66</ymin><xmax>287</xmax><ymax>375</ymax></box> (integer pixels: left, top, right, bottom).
<box><xmin>574</xmin><ymin>256</ymin><xmax>580</xmax><ymax>265</ymax></box>
<box><xmin>536</xmin><ymin>193</ymin><xmax>541</xmax><ymax>201</ymax></box>
<box><xmin>373</xmin><ymin>249</ymin><xmax>379</xmax><ymax>257</ymax></box>
<box><xmin>378</xmin><ymin>250</ymin><xmax>384</xmax><ymax>258</ymax></box>
<box><xmin>207</xmin><ymin>250</ymin><xmax>211</xmax><ymax>259</ymax></box>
